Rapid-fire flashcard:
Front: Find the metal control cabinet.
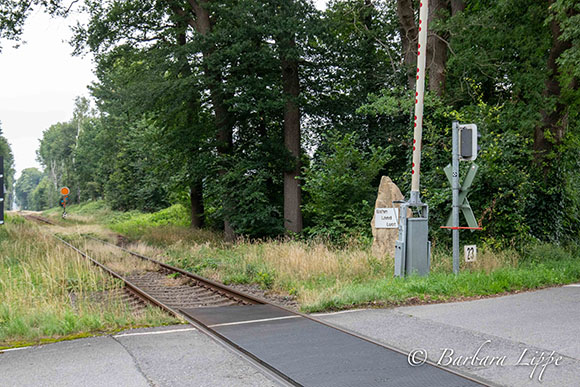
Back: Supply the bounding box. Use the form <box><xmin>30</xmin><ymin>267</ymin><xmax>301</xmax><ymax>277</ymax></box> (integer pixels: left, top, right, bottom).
<box><xmin>405</xmin><ymin>218</ymin><xmax>431</xmax><ymax>276</ymax></box>
<box><xmin>394</xmin><ymin>201</ymin><xmax>431</xmax><ymax>277</ymax></box>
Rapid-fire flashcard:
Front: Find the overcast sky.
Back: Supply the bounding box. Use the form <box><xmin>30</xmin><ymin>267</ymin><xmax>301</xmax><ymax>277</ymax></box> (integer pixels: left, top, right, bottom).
<box><xmin>0</xmin><ymin>2</ymin><xmax>328</xmax><ymax>179</ymax></box>
<box><xmin>0</xmin><ymin>9</ymin><xmax>94</xmax><ymax>179</ymax></box>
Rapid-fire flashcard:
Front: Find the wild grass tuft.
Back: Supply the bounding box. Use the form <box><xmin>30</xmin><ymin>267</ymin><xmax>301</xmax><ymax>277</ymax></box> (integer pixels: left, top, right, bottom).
<box><xmin>142</xmin><ymin>232</ymin><xmax>580</xmax><ymax>313</ymax></box>
<box><xmin>40</xmin><ymin>203</ymin><xmax>580</xmax><ymax>314</ymax></box>
<box><xmin>0</xmin><ymin>216</ymin><xmax>177</xmax><ymax>347</ymax></box>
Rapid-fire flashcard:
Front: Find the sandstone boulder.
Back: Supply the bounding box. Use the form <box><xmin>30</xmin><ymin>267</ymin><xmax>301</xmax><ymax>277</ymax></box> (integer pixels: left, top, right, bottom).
<box><xmin>371</xmin><ymin>176</ymin><xmax>407</xmax><ymax>258</ymax></box>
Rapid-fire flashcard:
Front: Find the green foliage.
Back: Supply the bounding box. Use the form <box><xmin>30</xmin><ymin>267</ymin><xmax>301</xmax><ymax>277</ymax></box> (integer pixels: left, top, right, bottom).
<box><xmin>36</xmin><ymin>113</ymin><xmax>86</xmax><ymax>208</ymax></box>
<box><xmin>109</xmin><ymin>204</ymin><xmax>190</xmax><ymax>237</ymax></box>
<box><xmin>303</xmin><ymin>132</ymin><xmax>391</xmax><ymax>241</ymax></box>
<box><xmin>0</xmin><ymin>219</ymin><xmax>177</xmax><ymax>346</ymax></box>
<box><xmin>307</xmin><ymin>0</ymin><xmax>402</xmax><ymax>149</ymax></box>
<box><xmin>104</xmin><ymin>117</ymin><xmax>169</xmax><ymax>212</ymax></box>
<box><xmin>3</xmin><ymin>213</ymin><xmax>25</xmax><ymax>225</ymax></box>
<box><xmin>205</xmin><ymin>146</ymin><xmax>287</xmax><ymax>237</ymax></box>
<box><xmin>14</xmin><ymin>168</ymin><xmax>43</xmax><ymax>210</ymax></box>
<box><xmin>12</xmin><ymin>0</ymin><xmax>580</xmax><ymax>244</ymax></box>
<box><xmin>29</xmin><ymin>177</ymin><xmax>58</xmax><ymax>211</ymax></box>
<box><xmin>302</xmin><ymin>250</ymin><xmax>580</xmax><ymax>312</ymax></box>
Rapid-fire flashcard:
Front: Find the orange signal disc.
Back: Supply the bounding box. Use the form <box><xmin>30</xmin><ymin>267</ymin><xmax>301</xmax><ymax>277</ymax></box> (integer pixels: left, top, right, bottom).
<box><xmin>60</xmin><ymin>187</ymin><xmax>70</xmax><ymax>195</ymax></box>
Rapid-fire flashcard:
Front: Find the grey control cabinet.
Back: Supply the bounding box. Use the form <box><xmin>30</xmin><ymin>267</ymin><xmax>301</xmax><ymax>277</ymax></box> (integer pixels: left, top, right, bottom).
<box><xmin>394</xmin><ymin>202</ymin><xmax>431</xmax><ymax>277</ymax></box>
<box><xmin>405</xmin><ymin>218</ymin><xmax>431</xmax><ymax>276</ymax></box>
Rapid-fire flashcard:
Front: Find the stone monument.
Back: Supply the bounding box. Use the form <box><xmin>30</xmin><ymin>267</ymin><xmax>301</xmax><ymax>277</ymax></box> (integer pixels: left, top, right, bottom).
<box><xmin>371</xmin><ymin>176</ymin><xmax>407</xmax><ymax>259</ymax></box>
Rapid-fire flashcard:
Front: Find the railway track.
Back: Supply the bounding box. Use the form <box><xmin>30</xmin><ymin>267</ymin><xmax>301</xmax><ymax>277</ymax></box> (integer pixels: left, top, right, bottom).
<box><xmin>23</xmin><ymin>215</ymin><xmax>296</xmax><ymax>384</ymax></box>
<box><xmin>23</xmin><ymin>214</ymin><xmax>265</xmax><ymax>310</ymax></box>
<box><xmin>23</xmin><ymin>214</ymin><xmax>263</xmax><ymax>310</ymax></box>
<box><xmin>23</xmin><ymin>213</ymin><xmax>58</xmax><ymax>225</ymax></box>
<box><xmin>74</xmin><ymin>235</ymin><xmax>263</xmax><ymax>310</ymax></box>
<box><xmin>24</xmin><ymin>214</ymin><xmax>490</xmax><ymax>387</ymax></box>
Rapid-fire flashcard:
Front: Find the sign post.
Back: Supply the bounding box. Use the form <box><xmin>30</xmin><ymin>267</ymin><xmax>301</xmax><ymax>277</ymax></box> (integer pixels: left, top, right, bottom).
<box><xmin>452</xmin><ymin>122</ymin><xmax>460</xmax><ymax>274</ymax></box>
<box><xmin>440</xmin><ymin>122</ymin><xmax>482</xmax><ymax>274</ymax></box>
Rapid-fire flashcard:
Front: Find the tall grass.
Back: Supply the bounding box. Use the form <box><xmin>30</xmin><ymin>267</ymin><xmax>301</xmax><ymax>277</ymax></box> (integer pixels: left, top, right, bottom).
<box><xmin>41</xmin><ymin>203</ymin><xmax>580</xmax><ymax>314</ymax></box>
<box><xmin>128</xmin><ymin>226</ymin><xmax>580</xmax><ymax>312</ymax></box>
<box><xmin>0</xmin><ymin>217</ymin><xmax>177</xmax><ymax>348</ymax></box>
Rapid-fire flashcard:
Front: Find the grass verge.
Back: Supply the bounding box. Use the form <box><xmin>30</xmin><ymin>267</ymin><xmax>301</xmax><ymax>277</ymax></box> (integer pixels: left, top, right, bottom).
<box><xmin>0</xmin><ymin>215</ymin><xmax>178</xmax><ymax>348</ymax></box>
<box><xmin>143</xmin><ymin>234</ymin><xmax>580</xmax><ymax>312</ymax></box>
<box><xmin>43</xmin><ymin>203</ymin><xmax>580</xmax><ymax>313</ymax></box>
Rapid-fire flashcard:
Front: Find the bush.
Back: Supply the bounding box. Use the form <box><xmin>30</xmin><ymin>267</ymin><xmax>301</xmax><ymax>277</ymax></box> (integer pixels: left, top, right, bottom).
<box><xmin>109</xmin><ymin>204</ymin><xmax>190</xmax><ymax>236</ymax></box>
<box><xmin>205</xmin><ymin>149</ymin><xmax>286</xmax><ymax>238</ymax></box>
<box><xmin>302</xmin><ymin>132</ymin><xmax>391</xmax><ymax>242</ymax></box>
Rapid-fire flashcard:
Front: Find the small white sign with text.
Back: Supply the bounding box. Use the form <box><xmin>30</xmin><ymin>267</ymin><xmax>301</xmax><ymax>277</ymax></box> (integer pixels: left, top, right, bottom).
<box><xmin>374</xmin><ymin>208</ymin><xmax>399</xmax><ymax>229</ymax></box>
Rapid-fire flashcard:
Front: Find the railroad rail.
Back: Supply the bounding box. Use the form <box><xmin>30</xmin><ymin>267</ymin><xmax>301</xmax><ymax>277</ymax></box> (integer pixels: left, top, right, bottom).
<box><xmin>24</xmin><ymin>215</ymin><xmax>491</xmax><ymax>387</ymax></box>
<box><xmin>23</xmin><ymin>214</ymin><xmax>57</xmax><ymax>225</ymax></box>
<box><xmin>84</xmin><ymin>235</ymin><xmax>263</xmax><ymax>306</ymax></box>
<box><xmin>23</xmin><ymin>215</ymin><xmax>295</xmax><ymax>384</ymax></box>
<box><xmin>71</xmin><ymin>237</ymin><xmax>303</xmax><ymax>385</ymax></box>
<box><xmin>24</xmin><ymin>214</ymin><xmax>263</xmax><ymax>308</ymax></box>
<box><xmin>56</xmin><ymin>235</ymin><xmax>259</xmax><ymax>314</ymax></box>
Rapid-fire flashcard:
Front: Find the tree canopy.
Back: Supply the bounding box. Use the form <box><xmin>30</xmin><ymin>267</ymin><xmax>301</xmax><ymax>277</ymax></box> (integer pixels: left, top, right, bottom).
<box><xmin>15</xmin><ymin>167</ymin><xmax>42</xmax><ymax>210</ymax></box>
<box><xmin>5</xmin><ymin>0</ymin><xmax>580</xmax><ymax>245</ymax></box>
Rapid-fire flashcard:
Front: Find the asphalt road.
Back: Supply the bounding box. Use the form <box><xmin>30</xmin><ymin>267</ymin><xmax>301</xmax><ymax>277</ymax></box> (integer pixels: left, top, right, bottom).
<box><xmin>317</xmin><ymin>283</ymin><xmax>580</xmax><ymax>387</ymax></box>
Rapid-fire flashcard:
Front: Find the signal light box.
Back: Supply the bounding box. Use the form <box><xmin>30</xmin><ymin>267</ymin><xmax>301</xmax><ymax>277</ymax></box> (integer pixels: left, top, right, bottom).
<box><xmin>459</xmin><ymin>124</ymin><xmax>480</xmax><ymax>161</ymax></box>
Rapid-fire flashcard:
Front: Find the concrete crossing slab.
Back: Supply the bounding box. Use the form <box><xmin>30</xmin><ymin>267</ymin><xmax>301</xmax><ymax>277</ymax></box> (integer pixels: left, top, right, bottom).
<box><xmin>0</xmin><ymin>325</ymin><xmax>278</xmax><ymax>387</ymax></box>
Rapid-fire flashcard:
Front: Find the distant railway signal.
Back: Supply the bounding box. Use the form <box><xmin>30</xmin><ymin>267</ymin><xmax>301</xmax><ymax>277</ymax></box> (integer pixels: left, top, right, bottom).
<box><xmin>60</xmin><ymin>187</ymin><xmax>69</xmax><ymax>218</ymax></box>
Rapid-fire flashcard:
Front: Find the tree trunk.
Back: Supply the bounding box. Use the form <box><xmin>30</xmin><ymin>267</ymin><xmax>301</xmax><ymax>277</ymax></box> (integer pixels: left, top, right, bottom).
<box><xmin>177</xmin><ymin>21</ymin><xmax>205</xmax><ymax>229</ymax></box>
<box><xmin>281</xmin><ymin>38</ymin><xmax>303</xmax><ymax>234</ymax></box>
<box><xmin>427</xmin><ymin>0</ymin><xmax>449</xmax><ymax>96</ymax></box>
<box><xmin>534</xmin><ymin>8</ymin><xmax>577</xmax><ymax>166</ymax></box>
<box><xmin>397</xmin><ymin>0</ymin><xmax>419</xmax><ymax>89</ymax></box>
<box><xmin>398</xmin><ymin>0</ymin><xmax>464</xmax><ymax>95</ymax></box>
<box><xmin>171</xmin><ymin>0</ymin><xmax>235</xmax><ymax>239</ymax></box>
<box><xmin>450</xmin><ymin>0</ymin><xmax>465</xmax><ymax>16</ymax></box>
<box><xmin>190</xmin><ymin>182</ymin><xmax>205</xmax><ymax>228</ymax></box>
